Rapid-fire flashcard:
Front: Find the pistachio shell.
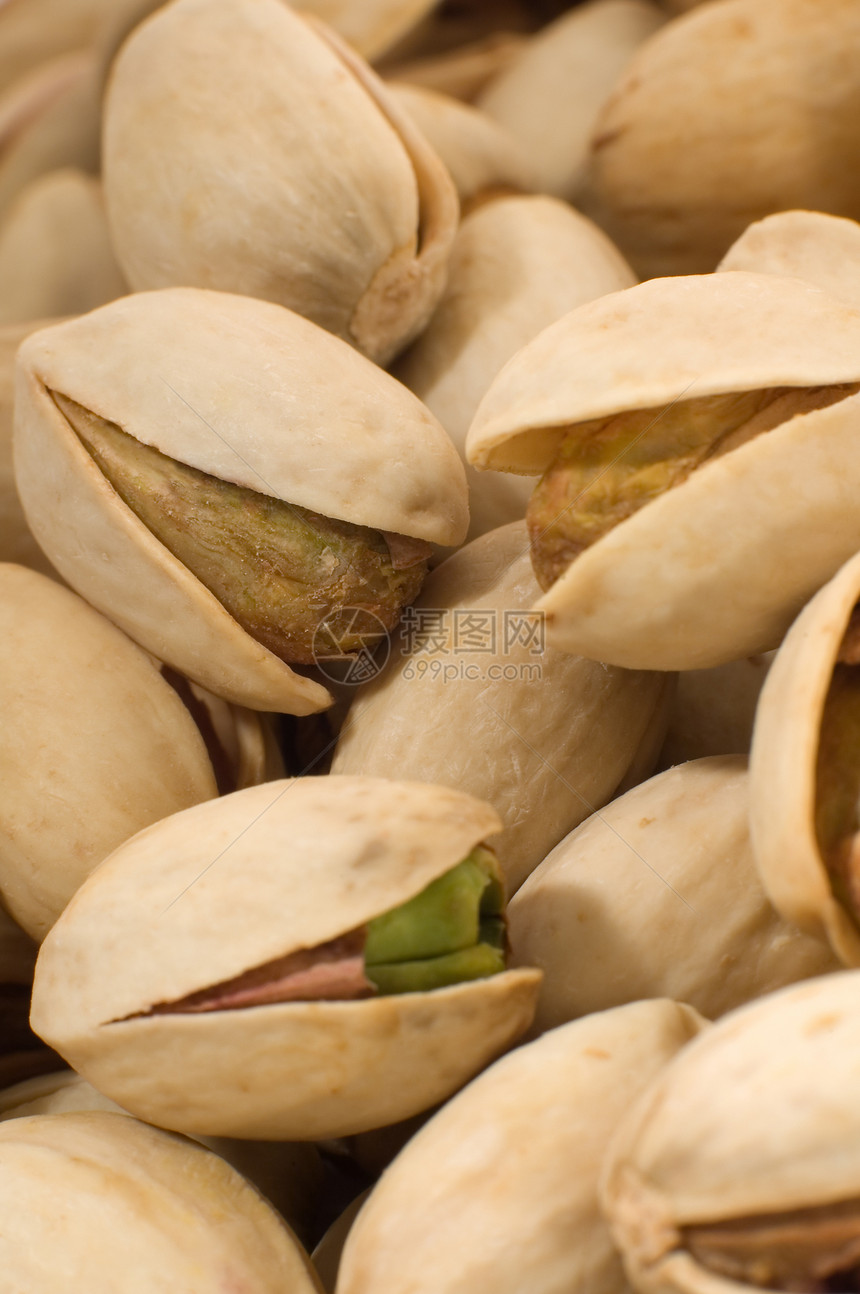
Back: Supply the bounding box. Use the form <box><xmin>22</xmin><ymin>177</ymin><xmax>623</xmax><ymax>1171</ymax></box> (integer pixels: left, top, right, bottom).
<box><xmin>466</xmin><ymin>273</ymin><xmax>860</xmax><ymax>669</ymax></box>
<box><xmin>336</xmin><ymin>999</ymin><xmax>705</xmax><ymax>1294</ymax></box>
<box><xmin>0</xmin><ymin>1111</ymin><xmax>321</xmax><ymax>1291</ymax></box>
<box><xmin>749</xmin><ymin>548</ymin><xmax>860</xmax><ymax>966</ymax></box>
<box><xmin>300</xmin><ymin>0</ymin><xmax>439</xmax><ymax>60</ymax></box>
<box><xmin>0</xmin><ymin>317</ymin><xmax>58</xmax><ymax>576</ymax></box>
<box><xmin>102</xmin><ymin>0</ymin><xmax>458</xmax><ymax>366</ymax></box>
<box><xmin>718</xmin><ymin>210</ymin><xmax>860</xmax><ymax>311</ymax></box>
<box><xmin>0</xmin><ymin>1071</ymin><xmax>125</xmax><ymax>1120</ymax></box>
<box><xmin>601</xmin><ymin>972</ymin><xmax>860</xmax><ymax>1294</ymax></box>
<box><xmin>313</xmin><ymin>1193</ymin><xmax>370</xmax><ymax>1294</ymax></box>
<box><xmin>0</xmin><ymin>168</ymin><xmax>125</xmax><ymax>325</ymax></box>
<box><xmin>379</xmin><ymin>32</ymin><xmax>528</xmax><ymax>103</ymax></box>
<box><xmin>0</xmin><ymin>0</ymin><xmax>120</xmax><ymax>93</ymax></box>
<box><xmin>332</xmin><ymin>524</ymin><xmax>671</xmax><ymax>892</ymax></box>
<box><xmin>659</xmin><ymin>653</ymin><xmax>774</xmax><ymax>767</ymax></box>
<box><xmin>395</xmin><ymin>196</ymin><xmax>635</xmax><ymax>540</ymax></box>
<box><xmin>0</xmin><ymin>564</ymin><xmax>222</xmax><ymax>939</ymax></box>
<box><xmin>31</xmin><ymin>777</ymin><xmax>540</xmax><ymax>1138</ymax></box>
<box><xmin>510</xmin><ymin>757</ymin><xmax>839</xmax><ymax>1030</ymax></box>
<box><xmin>14</xmin><ymin>289</ymin><xmax>467</xmax><ymax>712</ymax></box>
<box><xmin>589</xmin><ymin>0</ymin><xmax>860</xmax><ymax>277</ymax></box>
<box><xmin>476</xmin><ymin>0</ymin><xmax>665</xmax><ymax>202</ymax></box>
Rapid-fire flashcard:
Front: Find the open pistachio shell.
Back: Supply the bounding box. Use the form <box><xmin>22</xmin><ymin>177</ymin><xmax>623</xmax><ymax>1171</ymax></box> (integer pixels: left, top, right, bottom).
<box><xmin>336</xmin><ymin>999</ymin><xmax>704</xmax><ymax>1294</ymax></box>
<box><xmin>0</xmin><ymin>168</ymin><xmax>125</xmax><ymax>325</ymax></box>
<box><xmin>510</xmin><ymin>757</ymin><xmax>839</xmax><ymax>1031</ymax></box>
<box><xmin>102</xmin><ymin>0</ymin><xmax>458</xmax><ymax>366</ymax></box>
<box><xmin>0</xmin><ymin>1111</ymin><xmax>322</xmax><ymax>1291</ymax></box>
<box><xmin>31</xmin><ymin>777</ymin><xmax>540</xmax><ymax>1139</ymax></box>
<box><xmin>332</xmin><ymin>524</ymin><xmax>671</xmax><ymax>893</ymax></box>
<box><xmin>476</xmin><ymin>0</ymin><xmax>665</xmax><ymax>203</ymax></box>
<box><xmin>0</xmin><ymin>317</ymin><xmax>57</xmax><ymax>575</ymax></box>
<box><xmin>749</xmin><ymin>548</ymin><xmax>860</xmax><ymax>967</ymax></box>
<box><xmin>601</xmin><ymin>972</ymin><xmax>860</xmax><ymax>1294</ymax></box>
<box><xmin>395</xmin><ymin>195</ymin><xmax>635</xmax><ymax>540</ymax></box>
<box><xmin>659</xmin><ymin>653</ymin><xmax>775</xmax><ymax>767</ymax></box>
<box><xmin>589</xmin><ymin>0</ymin><xmax>860</xmax><ymax>277</ymax></box>
<box><xmin>719</xmin><ymin>211</ymin><xmax>860</xmax><ymax>312</ymax></box>
<box><xmin>467</xmin><ymin>272</ymin><xmax>860</xmax><ymax>670</ymax></box>
<box><xmin>14</xmin><ymin>289</ymin><xmax>467</xmax><ymax>712</ymax></box>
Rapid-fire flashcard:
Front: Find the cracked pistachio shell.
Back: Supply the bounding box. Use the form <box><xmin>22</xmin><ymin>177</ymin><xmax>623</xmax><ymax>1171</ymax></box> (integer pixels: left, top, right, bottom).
<box><xmin>476</xmin><ymin>0</ymin><xmax>665</xmax><ymax>203</ymax></box>
<box><xmin>658</xmin><ymin>653</ymin><xmax>774</xmax><ymax>767</ymax></box>
<box><xmin>750</xmin><ymin>548</ymin><xmax>860</xmax><ymax>966</ymax></box>
<box><xmin>0</xmin><ymin>168</ymin><xmax>125</xmax><ymax>326</ymax></box>
<box><xmin>394</xmin><ymin>196</ymin><xmax>635</xmax><ymax>541</ymax></box>
<box><xmin>718</xmin><ymin>211</ymin><xmax>860</xmax><ymax>312</ymax></box>
<box><xmin>336</xmin><ymin>999</ymin><xmax>705</xmax><ymax>1294</ymax></box>
<box><xmin>510</xmin><ymin>757</ymin><xmax>839</xmax><ymax>1031</ymax></box>
<box><xmin>467</xmin><ymin>272</ymin><xmax>860</xmax><ymax>670</ymax></box>
<box><xmin>31</xmin><ymin>777</ymin><xmax>540</xmax><ymax>1139</ymax></box>
<box><xmin>0</xmin><ymin>1111</ymin><xmax>322</xmax><ymax>1292</ymax></box>
<box><xmin>0</xmin><ymin>564</ymin><xmax>221</xmax><ymax>940</ymax></box>
<box><xmin>0</xmin><ymin>318</ymin><xmax>57</xmax><ymax>576</ymax></box>
<box><xmin>332</xmin><ymin>523</ymin><xmax>672</xmax><ymax>893</ymax></box>
<box><xmin>601</xmin><ymin>972</ymin><xmax>860</xmax><ymax>1294</ymax></box>
<box><xmin>13</xmin><ymin>288</ymin><xmax>467</xmax><ymax>713</ymax></box>
<box><xmin>589</xmin><ymin>0</ymin><xmax>860</xmax><ymax>277</ymax></box>
<box><xmin>102</xmin><ymin>0</ymin><xmax>459</xmax><ymax>366</ymax></box>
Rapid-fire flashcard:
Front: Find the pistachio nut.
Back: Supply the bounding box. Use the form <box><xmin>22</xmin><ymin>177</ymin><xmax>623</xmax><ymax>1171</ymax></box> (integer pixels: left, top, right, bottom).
<box><xmin>718</xmin><ymin>211</ymin><xmax>860</xmax><ymax>312</ymax></box>
<box><xmin>332</xmin><ymin>523</ymin><xmax>672</xmax><ymax>893</ymax></box>
<box><xmin>0</xmin><ymin>168</ymin><xmax>125</xmax><ymax>325</ymax></box>
<box><xmin>395</xmin><ymin>195</ymin><xmax>635</xmax><ymax>540</ymax></box>
<box><xmin>601</xmin><ymin>971</ymin><xmax>860</xmax><ymax>1294</ymax></box>
<box><xmin>0</xmin><ymin>320</ymin><xmax>56</xmax><ymax>575</ymax></box>
<box><xmin>14</xmin><ymin>289</ymin><xmax>467</xmax><ymax>712</ymax></box>
<box><xmin>659</xmin><ymin>653</ymin><xmax>774</xmax><ymax>767</ymax></box>
<box><xmin>510</xmin><ymin>756</ymin><xmax>839</xmax><ymax>1031</ymax></box>
<box><xmin>0</xmin><ymin>563</ymin><xmax>226</xmax><ymax>939</ymax></box>
<box><xmin>467</xmin><ymin>271</ymin><xmax>860</xmax><ymax>670</ymax></box>
<box><xmin>31</xmin><ymin>777</ymin><xmax>541</xmax><ymax>1139</ymax></box>
<box><xmin>313</xmin><ymin>1193</ymin><xmax>369</xmax><ymax>1294</ymax></box>
<box><xmin>749</xmin><ymin>548</ymin><xmax>860</xmax><ymax>967</ymax></box>
<box><xmin>588</xmin><ymin>0</ymin><xmax>860</xmax><ymax>277</ymax></box>
<box><xmin>336</xmin><ymin>999</ymin><xmax>705</xmax><ymax>1294</ymax></box>
<box><xmin>102</xmin><ymin>0</ymin><xmax>459</xmax><ymax>366</ymax></box>
<box><xmin>0</xmin><ymin>1111</ymin><xmax>322</xmax><ymax>1291</ymax></box>
<box><xmin>476</xmin><ymin>0</ymin><xmax>665</xmax><ymax>203</ymax></box>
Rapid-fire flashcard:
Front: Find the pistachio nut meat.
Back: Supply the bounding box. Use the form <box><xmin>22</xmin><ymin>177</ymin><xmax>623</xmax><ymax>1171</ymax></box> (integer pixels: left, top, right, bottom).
<box><xmin>509</xmin><ymin>757</ymin><xmax>839</xmax><ymax>1031</ymax></box>
<box><xmin>601</xmin><ymin>972</ymin><xmax>860</xmax><ymax>1294</ymax></box>
<box><xmin>30</xmin><ymin>777</ymin><xmax>541</xmax><ymax>1139</ymax></box>
<box><xmin>466</xmin><ymin>271</ymin><xmax>860</xmax><ymax>670</ymax></box>
<box><xmin>332</xmin><ymin>523</ymin><xmax>672</xmax><ymax>893</ymax></box>
<box><xmin>102</xmin><ymin>0</ymin><xmax>459</xmax><ymax>366</ymax></box>
<box><xmin>336</xmin><ymin>999</ymin><xmax>705</xmax><ymax>1294</ymax></box>
<box><xmin>14</xmin><ymin>289</ymin><xmax>468</xmax><ymax>713</ymax></box>
<box><xmin>718</xmin><ymin>211</ymin><xmax>860</xmax><ymax>313</ymax></box>
<box><xmin>0</xmin><ymin>1111</ymin><xmax>322</xmax><ymax>1292</ymax></box>
<box><xmin>749</xmin><ymin>548</ymin><xmax>860</xmax><ymax>967</ymax></box>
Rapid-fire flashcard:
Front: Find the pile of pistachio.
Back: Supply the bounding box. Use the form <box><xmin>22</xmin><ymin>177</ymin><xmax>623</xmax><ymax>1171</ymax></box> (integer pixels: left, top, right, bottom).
<box><xmin>4</xmin><ymin>0</ymin><xmax>860</xmax><ymax>1289</ymax></box>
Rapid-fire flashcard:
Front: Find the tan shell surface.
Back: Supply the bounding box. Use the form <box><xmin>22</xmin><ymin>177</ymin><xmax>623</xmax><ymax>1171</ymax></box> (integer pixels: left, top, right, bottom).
<box><xmin>0</xmin><ymin>1071</ymin><xmax>126</xmax><ymax>1120</ymax></box>
<box><xmin>299</xmin><ymin>0</ymin><xmax>439</xmax><ymax>60</ymax></box>
<box><xmin>0</xmin><ymin>563</ymin><xmax>221</xmax><ymax>940</ymax></box>
<box><xmin>589</xmin><ymin>0</ymin><xmax>860</xmax><ymax>277</ymax></box>
<box><xmin>336</xmin><ymin>999</ymin><xmax>705</xmax><ymax>1294</ymax></box>
<box><xmin>466</xmin><ymin>272</ymin><xmax>860</xmax><ymax>473</ymax></box>
<box><xmin>510</xmin><ymin>757</ymin><xmax>839</xmax><ymax>1030</ymax></box>
<box><xmin>0</xmin><ymin>168</ymin><xmax>126</xmax><ymax>325</ymax></box>
<box><xmin>379</xmin><ymin>32</ymin><xmax>528</xmax><ymax>103</ymax></box>
<box><xmin>659</xmin><ymin>653</ymin><xmax>774</xmax><ymax>767</ymax></box>
<box><xmin>718</xmin><ymin>211</ymin><xmax>860</xmax><ymax>311</ymax></box>
<box><xmin>332</xmin><ymin>524</ymin><xmax>671</xmax><ymax>893</ymax></box>
<box><xmin>0</xmin><ymin>1111</ymin><xmax>322</xmax><ymax>1292</ymax></box>
<box><xmin>601</xmin><ymin>973</ymin><xmax>860</xmax><ymax>1266</ymax></box>
<box><xmin>395</xmin><ymin>196</ymin><xmax>635</xmax><ymax>540</ymax></box>
<box><xmin>0</xmin><ymin>0</ymin><xmax>120</xmax><ymax>92</ymax></box>
<box><xmin>476</xmin><ymin>0</ymin><xmax>665</xmax><ymax>202</ymax></box>
<box><xmin>749</xmin><ymin>548</ymin><xmax>860</xmax><ymax>966</ymax></box>
<box><xmin>103</xmin><ymin>0</ymin><xmax>458</xmax><ymax>366</ymax></box>
<box><xmin>0</xmin><ymin>316</ymin><xmax>57</xmax><ymax>576</ymax></box>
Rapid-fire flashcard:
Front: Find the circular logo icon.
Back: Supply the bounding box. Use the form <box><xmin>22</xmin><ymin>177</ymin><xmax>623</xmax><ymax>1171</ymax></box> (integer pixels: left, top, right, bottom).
<box><xmin>312</xmin><ymin>607</ymin><xmax>391</xmax><ymax>686</ymax></box>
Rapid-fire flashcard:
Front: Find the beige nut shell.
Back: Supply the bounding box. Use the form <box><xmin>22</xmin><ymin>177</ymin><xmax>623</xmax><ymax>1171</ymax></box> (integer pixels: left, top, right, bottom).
<box><xmin>0</xmin><ymin>1111</ymin><xmax>321</xmax><ymax>1292</ymax></box>
<box><xmin>14</xmin><ymin>289</ymin><xmax>467</xmax><ymax>713</ymax></box>
<box><xmin>510</xmin><ymin>756</ymin><xmax>839</xmax><ymax>1030</ymax></box>
<box><xmin>332</xmin><ymin>523</ymin><xmax>671</xmax><ymax>893</ymax></box>
<box><xmin>31</xmin><ymin>776</ymin><xmax>540</xmax><ymax>1139</ymax></box>
<box><xmin>102</xmin><ymin>0</ymin><xmax>459</xmax><ymax>366</ymax></box>
<box><xmin>336</xmin><ymin>999</ymin><xmax>705</xmax><ymax>1294</ymax></box>
<box><xmin>466</xmin><ymin>272</ymin><xmax>860</xmax><ymax>670</ymax></box>
<box><xmin>601</xmin><ymin>972</ymin><xmax>860</xmax><ymax>1294</ymax></box>
<box><xmin>0</xmin><ymin>316</ymin><xmax>58</xmax><ymax>576</ymax></box>
<box><xmin>749</xmin><ymin>547</ymin><xmax>860</xmax><ymax>966</ymax></box>
<box><xmin>719</xmin><ymin>210</ymin><xmax>860</xmax><ymax>312</ymax></box>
